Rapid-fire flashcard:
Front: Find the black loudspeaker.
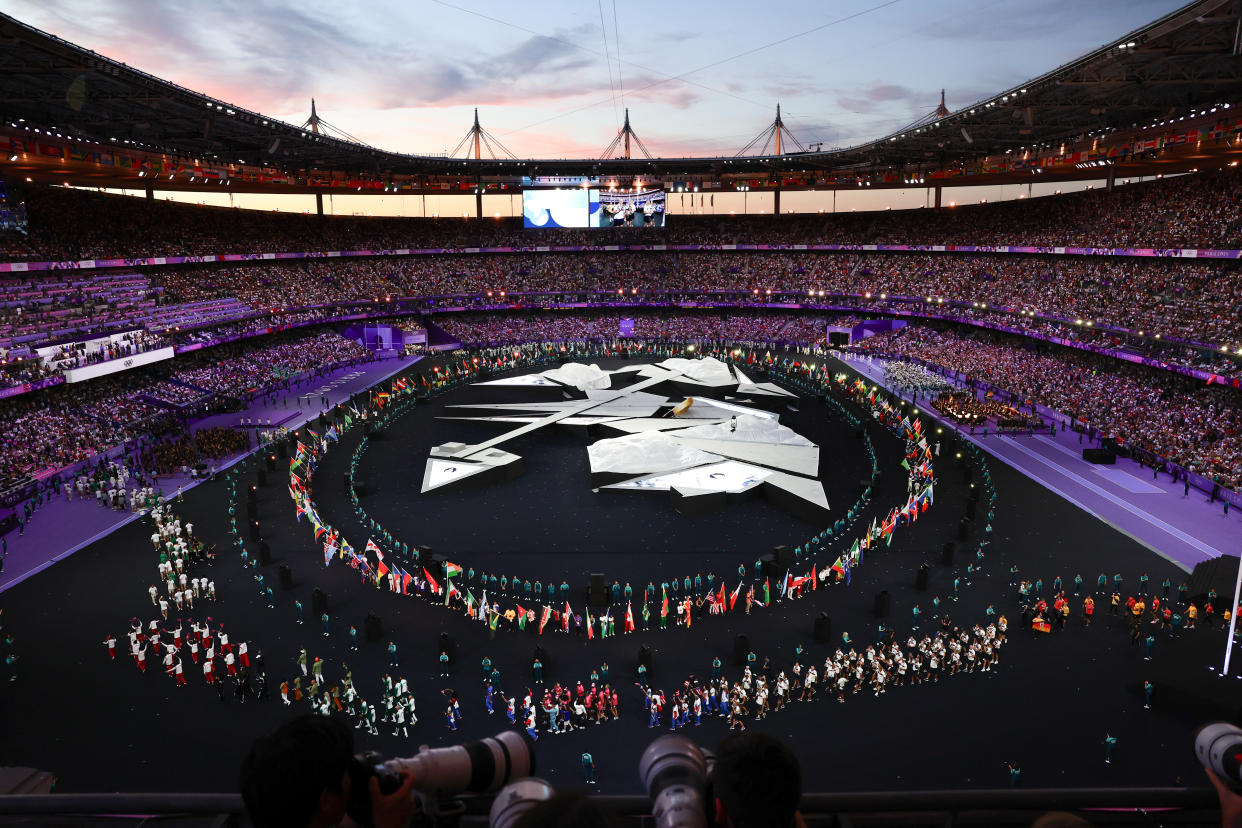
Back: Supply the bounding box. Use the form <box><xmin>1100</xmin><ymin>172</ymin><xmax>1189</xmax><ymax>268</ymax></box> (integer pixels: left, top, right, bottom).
<box><xmin>969</xmin><ymin>487</ymin><xmax>981</xmax><ymax>503</ymax></box>
<box><xmin>638</xmin><ymin>645</ymin><xmax>652</xmax><ymax>669</ymax></box>
<box><xmin>276</xmin><ymin>442</ymin><xmax>287</xmax><ymax>459</ymax></box>
<box><xmin>247</xmin><ymin>485</ymin><xmax>257</xmax><ymax>502</ymax></box>
<box><xmin>966</xmin><ymin>499</ymin><xmax>977</xmax><ymax>520</ymax></box>
<box><xmin>266</xmin><ymin>454</ymin><xmax>277</xmax><ymax>472</ymax></box>
<box><xmin>365</xmin><ymin>612</ymin><xmax>382</xmax><ymax>642</ymax></box>
<box><xmin>874</xmin><ymin>590</ymin><xmax>891</xmax><ymax>618</ymax></box>
<box><xmin>257</xmin><ymin>469</ymin><xmax>268</xmax><ymax>486</ymax></box>
<box><xmin>813</xmin><ymin>612</ymin><xmax>833</xmax><ymax>643</ymax></box>
<box><xmin>958</xmin><ymin>518</ymin><xmax>970</xmax><ymax>542</ymax></box>
<box><xmin>772</xmin><ymin>545</ymin><xmax>791</xmax><ymax>569</ymax></box>
<box><xmin>589</xmin><ymin>573</ymin><xmax>606</xmax><ymax>607</ymax></box>
<box><xmin>279</xmin><ymin>564</ymin><xmax>293</xmax><ymax>590</ymax></box>
<box><xmin>249</xmin><ymin>520</ymin><xmax>261</xmax><ymax>542</ymax></box>
<box><xmin>246</xmin><ymin>499</ymin><xmax>257</xmax><ymax>518</ymax></box>
<box><xmin>438</xmin><ymin>632</ymin><xmax>456</xmax><ymax>663</ymax></box>
<box><xmin>258</xmin><ymin>542</ymin><xmax>271</xmax><ymax>565</ymax></box>
<box><xmin>942</xmin><ymin>541</ymin><xmax>955</xmax><ymax>566</ymax></box>
<box><xmin>732</xmin><ymin>634</ymin><xmax>751</xmax><ymax>666</ymax></box>
<box><xmin>760</xmin><ymin>553</ymin><xmax>780</xmax><ymax>579</ymax></box>
<box><xmin>916</xmin><ymin>564</ymin><xmax>929</xmax><ymax>591</ymax></box>
<box><xmin>312</xmin><ymin>588</ymin><xmax>328</xmax><ymax>616</ymax></box>
<box><xmin>1083</xmin><ymin>447</ymin><xmax>1116</xmax><ymax>465</ymax></box>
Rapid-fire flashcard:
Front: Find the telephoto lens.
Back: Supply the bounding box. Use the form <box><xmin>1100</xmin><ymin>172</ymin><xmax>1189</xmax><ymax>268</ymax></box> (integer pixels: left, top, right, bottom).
<box><xmin>396</xmin><ymin>729</ymin><xmax>536</xmax><ymax>796</ymax></box>
<box><xmin>639</xmin><ymin>734</ymin><xmax>710</xmax><ymax>828</ymax></box>
<box><xmin>488</xmin><ymin>777</ymin><xmax>556</xmax><ymax>828</ymax></box>
<box><xmin>1195</xmin><ymin>722</ymin><xmax>1242</xmax><ymax>789</ymax></box>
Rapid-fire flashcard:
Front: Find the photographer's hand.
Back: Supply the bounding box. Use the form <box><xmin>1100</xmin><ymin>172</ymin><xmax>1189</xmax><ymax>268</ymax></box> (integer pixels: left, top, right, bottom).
<box><xmin>1206</xmin><ymin>768</ymin><xmax>1242</xmax><ymax>828</ymax></box>
<box><xmin>369</xmin><ymin>771</ymin><xmax>418</xmax><ymax>828</ymax></box>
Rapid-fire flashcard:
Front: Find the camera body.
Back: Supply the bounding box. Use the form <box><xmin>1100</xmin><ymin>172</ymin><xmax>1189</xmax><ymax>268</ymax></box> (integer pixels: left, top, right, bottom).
<box><xmin>346</xmin><ymin>730</ymin><xmax>536</xmax><ymax>826</ymax></box>
<box><xmin>1196</xmin><ymin>722</ymin><xmax>1242</xmax><ymax>790</ymax></box>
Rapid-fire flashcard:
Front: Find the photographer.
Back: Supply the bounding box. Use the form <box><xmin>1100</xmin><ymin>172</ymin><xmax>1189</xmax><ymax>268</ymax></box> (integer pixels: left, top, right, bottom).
<box><xmin>710</xmin><ymin>733</ymin><xmax>803</xmax><ymax>828</ymax></box>
<box><xmin>240</xmin><ymin>714</ymin><xmax>417</xmax><ymax>828</ymax></box>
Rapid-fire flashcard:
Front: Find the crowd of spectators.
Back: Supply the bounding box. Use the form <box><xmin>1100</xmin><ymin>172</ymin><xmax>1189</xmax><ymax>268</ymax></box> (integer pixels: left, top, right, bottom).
<box><xmin>851</xmin><ymin>326</ymin><xmax>1242</xmax><ymax>489</ymax></box>
<box><xmin>6</xmin><ymin>169</ymin><xmax>1239</xmax><ymax>260</ymax></box>
<box><xmin>169</xmin><ymin>330</ymin><xmax>370</xmax><ymax>398</ymax></box>
<box><xmin>435</xmin><ymin>311</ymin><xmax>839</xmax><ymax>348</ymax></box>
<box><xmin>140</xmin><ymin>427</ymin><xmax>249</xmax><ymax>476</ymax></box>
<box><xmin>0</xmin><ymin>327</ymin><xmax>367</xmax><ymax>488</ymax></box>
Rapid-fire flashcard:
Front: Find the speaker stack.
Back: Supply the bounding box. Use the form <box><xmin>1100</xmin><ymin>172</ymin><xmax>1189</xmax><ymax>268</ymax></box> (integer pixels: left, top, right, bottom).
<box><xmin>365</xmin><ymin>612</ymin><xmax>383</xmax><ymax>642</ymax></box>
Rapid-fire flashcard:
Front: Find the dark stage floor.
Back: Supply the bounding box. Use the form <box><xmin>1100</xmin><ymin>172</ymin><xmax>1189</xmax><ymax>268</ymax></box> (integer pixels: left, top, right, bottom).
<box><xmin>0</xmin><ymin>355</ymin><xmax>1221</xmax><ymax>798</ymax></box>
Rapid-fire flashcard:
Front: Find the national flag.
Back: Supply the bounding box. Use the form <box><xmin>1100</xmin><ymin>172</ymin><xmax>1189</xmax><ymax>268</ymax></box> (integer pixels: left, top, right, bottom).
<box><xmin>586</xmin><ymin>607</ymin><xmax>594</xmax><ymax>640</ymax></box>
<box><xmin>444</xmin><ymin>578</ymin><xmax>458</xmax><ymax>606</ymax></box>
<box><xmin>539</xmin><ymin>605</ymin><xmax>552</xmax><ymax>634</ymax></box>
<box><xmin>811</xmin><ymin>564</ymin><xmax>817</xmax><ymax>590</ymax></box>
<box><xmin>516</xmin><ymin>604</ymin><xmax>528</xmax><ymax>630</ymax></box>
<box><xmin>423</xmin><ymin>567</ymin><xmax>440</xmax><ymax>594</ymax></box>
<box><xmin>401</xmin><ymin>571</ymin><xmax>412</xmax><ymax>595</ymax></box>
<box><xmin>325</xmin><ymin>426</ymin><xmax>339</xmax><ymax>442</ymax></box>
<box><xmin>779</xmin><ymin>570</ymin><xmax>790</xmax><ymax>599</ymax></box>
<box><xmin>479</xmin><ymin>591</ymin><xmax>489</xmax><ymax>621</ymax></box>
<box><xmin>444</xmin><ymin>561</ymin><xmax>463</xmax><ymax>580</ymax></box>
<box><xmin>323</xmin><ymin>540</ymin><xmax>335</xmax><ymax>566</ymax></box>
<box><xmin>763</xmin><ymin>577</ymin><xmax>771</xmax><ymax>606</ymax></box>
<box><xmin>660</xmin><ymin>589</ymin><xmax>669</xmax><ymax>618</ymax></box>
<box><xmin>625</xmin><ymin>602</ymin><xmax>635</xmax><ymax>632</ymax></box>
<box><xmin>365</xmin><ymin>539</ymin><xmax>382</xmax><ymax>560</ymax></box>
<box><xmin>717</xmin><ymin>582</ymin><xmax>726</xmax><ymax>607</ymax></box>
<box><xmin>488</xmin><ymin>608</ymin><xmax>499</xmax><ymax>630</ymax></box>
<box><xmin>466</xmin><ymin>590</ymin><xmax>477</xmax><ymax>613</ymax></box>
<box><xmin>841</xmin><ymin>555</ymin><xmax>852</xmax><ymax>586</ymax></box>
<box><xmin>376</xmin><ymin>558</ymin><xmax>389</xmax><ymax>579</ymax></box>
<box><xmin>684</xmin><ymin>599</ymin><xmax>692</xmax><ymax>628</ymax></box>
<box><xmin>563</xmin><ymin>602</ymin><xmax>572</xmax><ymax>632</ymax></box>
<box><xmin>830</xmin><ymin>557</ymin><xmax>845</xmax><ymax>580</ymax></box>
<box><xmin>729</xmin><ymin>582</ymin><xmax>743</xmax><ymax>610</ymax></box>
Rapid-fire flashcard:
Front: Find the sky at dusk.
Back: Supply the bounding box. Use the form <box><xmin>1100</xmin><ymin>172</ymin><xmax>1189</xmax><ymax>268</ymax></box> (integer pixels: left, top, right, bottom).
<box><xmin>1</xmin><ymin>0</ymin><xmax>1181</xmax><ymax>160</ymax></box>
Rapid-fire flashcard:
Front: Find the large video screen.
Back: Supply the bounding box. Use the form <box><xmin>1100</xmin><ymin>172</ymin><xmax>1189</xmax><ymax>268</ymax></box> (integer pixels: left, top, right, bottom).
<box><xmin>596</xmin><ymin>188</ymin><xmax>665</xmax><ymax>228</ymax></box>
<box><xmin>522</xmin><ymin>189</ymin><xmax>594</xmax><ymax>229</ymax></box>
<box><xmin>522</xmin><ymin>187</ymin><xmax>666</xmax><ymax>229</ymax></box>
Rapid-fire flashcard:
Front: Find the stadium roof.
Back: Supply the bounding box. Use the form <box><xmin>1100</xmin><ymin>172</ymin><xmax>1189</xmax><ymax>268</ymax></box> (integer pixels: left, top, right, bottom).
<box><xmin>0</xmin><ymin>0</ymin><xmax>1239</xmax><ymax>187</ymax></box>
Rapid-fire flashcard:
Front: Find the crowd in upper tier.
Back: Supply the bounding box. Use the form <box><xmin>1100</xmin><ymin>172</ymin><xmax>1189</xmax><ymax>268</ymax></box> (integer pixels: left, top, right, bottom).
<box><xmin>1</xmin><ymin>168</ymin><xmax>1239</xmax><ymax>260</ymax></box>
<box><xmin>436</xmin><ymin>311</ymin><xmax>834</xmax><ymax>348</ymax></box>
<box><xmin>849</xmin><ymin>325</ymin><xmax>1242</xmax><ymax>490</ymax></box>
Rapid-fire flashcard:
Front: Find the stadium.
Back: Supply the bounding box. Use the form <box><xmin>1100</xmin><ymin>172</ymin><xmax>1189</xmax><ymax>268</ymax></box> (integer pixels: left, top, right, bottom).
<box><xmin>0</xmin><ymin>0</ymin><xmax>1241</xmax><ymax>825</ymax></box>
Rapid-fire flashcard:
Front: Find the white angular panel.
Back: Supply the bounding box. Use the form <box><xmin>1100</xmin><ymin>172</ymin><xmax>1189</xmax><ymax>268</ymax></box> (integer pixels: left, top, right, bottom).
<box><xmin>421</xmin><ymin>459</ymin><xmax>491</xmax><ymax>493</ymax></box>
<box><xmin>679</xmin><ymin>398</ymin><xmax>779</xmax><ymax>420</ymax></box>
<box><xmin>676</xmin><ymin>415</ymin><xmax>812</xmax><ymax>445</ymax></box>
<box><xmin>540</xmin><ymin>363</ymin><xmax>611</xmax><ymax>390</ymax></box>
<box><xmin>764</xmin><ymin>471</ymin><xmax>831</xmax><ymax>511</ymax></box>
<box><xmin>473</xmin><ymin>375</ymin><xmax>560</xmax><ymax>387</ymax></box>
<box><xmin>588</xmin><ymin>432</ymin><xmax>723</xmax><ymax>474</ymax></box>
<box><xmin>669</xmin><ymin>437</ymin><xmax>820</xmax><ymax>477</ymax></box>
<box><xmin>656</xmin><ymin>356</ymin><xmax>736</xmax><ymax>386</ymax></box>
<box><xmin>603</xmin><ymin>461</ymin><xmax>772</xmax><ymax>493</ymax></box>
<box><xmin>601</xmin><ymin>418</ymin><xmax>725</xmax><ymax>434</ymax></box>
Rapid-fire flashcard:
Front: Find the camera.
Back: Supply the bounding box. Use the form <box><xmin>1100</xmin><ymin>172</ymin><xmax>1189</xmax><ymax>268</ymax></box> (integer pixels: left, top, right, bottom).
<box><xmin>1195</xmin><ymin>721</ymin><xmax>1242</xmax><ymax>790</ymax></box>
<box><xmin>488</xmin><ymin>777</ymin><xmax>556</xmax><ymax>828</ymax></box>
<box><xmin>347</xmin><ymin>729</ymin><xmax>536</xmax><ymax>825</ymax></box>
<box><xmin>639</xmin><ymin>735</ymin><xmax>712</xmax><ymax>828</ymax></box>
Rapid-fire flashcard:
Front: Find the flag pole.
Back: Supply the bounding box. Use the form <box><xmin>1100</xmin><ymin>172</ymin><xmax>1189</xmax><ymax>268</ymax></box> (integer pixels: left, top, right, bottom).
<box><xmin>1222</xmin><ymin>551</ymin><xmax>1242</xmax><ymax>676</ymax></box>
